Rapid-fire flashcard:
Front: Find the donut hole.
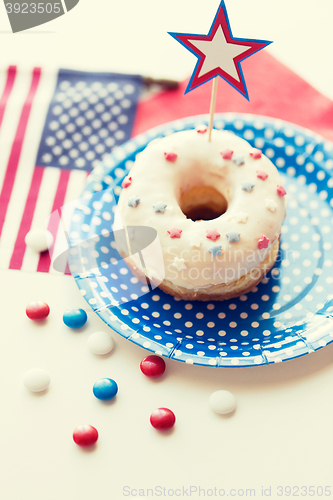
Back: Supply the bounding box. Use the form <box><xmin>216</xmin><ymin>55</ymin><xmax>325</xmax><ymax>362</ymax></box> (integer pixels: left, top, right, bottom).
<box><xmin>180</xmin><ymin>186</ymin><xmax>228</xmax><ymax>221</ymax></box>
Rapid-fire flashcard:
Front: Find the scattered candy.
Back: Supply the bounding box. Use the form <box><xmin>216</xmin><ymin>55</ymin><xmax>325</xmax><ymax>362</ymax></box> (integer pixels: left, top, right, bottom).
<box><xmin>63</xmin><ymin>308</ymin><xmax>87</xmax><ymax>328</ymax></box>
<box><xmin>277</xmin><ymin>185</ymin><xmax>287</xmax><ymax>196</ymax></box>
<box><xmin>150</xmin><ymin>408</ymin><xmax>176</xmax><ymax>430</ymax></box>
<box><xmin>93</xmin><ymin>378</ymin><xmax>118</xmax><ymax>400</ymax></box>
<box><xmin>153</xmin><ymin>202</ymin><xmax>167</xmax><ymax>213</ymax></box>
<box><xmin>167</xmin><ymin>227</ymin><xmax>182</xmax><ymax>238</ymax></box>
<box><xmin>208</xmin><ymin>244</ymin><xmax>222</xmax><ymax>257</ymax></box>
<box><xmin>206</xmin><ymin>229</ymin><xmax>220</xmax><ymax>241</ymax></box>
<box><xmin>140</xmin><ymin>355</ymin><xmax>166</xmax><ymax>378</ymax></box>
<box><xmin>258</xmin><ymin>235</ymin><xmax>270</xmax><ymax>249</ymax></box>
<box><xmin>220</xmin><ymin>148</ymin><xmax>233</xmax><ymax>160</ymax></box>
<box><xmin>171</xmin><ymin>256</ymin><xmax>186</xmax><ymax>271</ymax></box>
<box><xmin>250</xmin><ymin>148</ymin><xmax>262</xmax><ymax>159</ymax></box>
<box><xmin>226</xmin><ymin>230</ymin><xmax>241</xmax><ymax>243</ymax></box>
<box><xmin>26</xmin><ymin>301</ymin><xmax>50</xmax><ymax>321</ymax></box>
<box><xmin>256</xmin><ymin>169</ymin><xmax>268</xmax><ymax>180</ymax></box>
<box><xmin>23</xmin><ymin>368</ymin><xmax>50</xmax><ymax>392</ymax></box>
<box><xmin>73</xmin><ymin>425</ymin><xmax>98</xmax><ymax>447</ymax></box>
<box><xmin>128</xmin><ymin>195</ymin><xmax>140</xmax><ymax>207</ymax></box>
<box><xmin>209</xmin><ymin>390</ymin><xmax>237</xmax><ymax>415</ymax></box>
<box><xmin>121</xmin><ymin>176</ymin><xmax>132</xmax><ymax>188</ymax></box>
<box><xmin>25</xmin><ymin>228</ymin><xmax>53</xmax><ymax>253</ymax></box>
<box><xmin>87</xmin><ymin>331</ymin><xmax>114</xmax><ymax>355</ymax></box>
<box><xmin>164</xmin><ymin>152</ymin><xmax>177</xmax><ymax>162</ymax></box>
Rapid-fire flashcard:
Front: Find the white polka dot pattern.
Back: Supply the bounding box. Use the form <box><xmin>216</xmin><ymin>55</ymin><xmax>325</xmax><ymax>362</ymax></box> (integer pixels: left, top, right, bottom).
<box><xmin>69</xmin><ymin>114</ymin><xmax>333</xmax><ymax>367</ymax></box>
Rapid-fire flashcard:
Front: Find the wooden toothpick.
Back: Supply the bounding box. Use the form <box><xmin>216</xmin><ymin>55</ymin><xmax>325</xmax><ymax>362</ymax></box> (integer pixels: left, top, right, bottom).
<box><xmin>208</xmin><ymin>78</ymin><xmax>218</xmax><ymax>141</ymax></box>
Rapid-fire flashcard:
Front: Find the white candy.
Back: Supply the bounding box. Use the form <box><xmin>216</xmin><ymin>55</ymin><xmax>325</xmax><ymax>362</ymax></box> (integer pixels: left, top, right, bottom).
<box><xmin>25</xmin><ymin>228</ymin><xmax>54</xmax><ymax>252</ymax></box>
<box><xmin>87</xmin><ymin>331</ymin><xmax>115</xmax><ymax>355</ymax></box>
<box><xmin>209</xmin><ymin>390</ymin><xmax>237</xmax><ymax>415</ymax></box>
<box><xmin>23</xmin><ymin>368</ymin><xmax>50</xmax><ymax>392</ymax></box>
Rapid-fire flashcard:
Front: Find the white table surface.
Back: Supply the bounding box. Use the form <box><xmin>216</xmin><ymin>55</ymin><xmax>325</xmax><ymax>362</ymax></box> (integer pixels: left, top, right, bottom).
<box><xmin>1</xmin><ymin>1</ymin><xmax>333</xmax><ymax>499</ymax></box>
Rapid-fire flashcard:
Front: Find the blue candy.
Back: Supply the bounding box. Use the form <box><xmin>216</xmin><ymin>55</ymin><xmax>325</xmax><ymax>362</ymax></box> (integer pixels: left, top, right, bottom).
<box><xmin>63</xmin><ymin>308</ymin><xmax>87</xmax><ymax>328</ymax></box>
<box><xmin>93</xmin><ymin>378</ymin><xmax>118</xmax><ymax>400</ymax></box>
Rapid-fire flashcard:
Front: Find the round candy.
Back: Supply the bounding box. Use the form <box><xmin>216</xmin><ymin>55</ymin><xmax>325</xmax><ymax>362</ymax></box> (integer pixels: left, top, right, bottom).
<box><xmin>140</xmin><ymin>355</ymin><xmax>166</xmax><ymax>378</ymax></box>
<box><xmin>87</xmin><ymin>331</ymin><xmax>114</xmax><ymax>355</ymax></box>
<box><xmin>25</xmin><ymin>228</ymin><xmax>53</xmax><ymax>252</ymax></box>
<box><xmin>26</xmin><ymin>301</ymin><xmax>50</xmax><ymax>321</ymax></box>
<box><xmin>93</xmin><ymin>378</ymin><xmax>118</xmax><ymax>400</ymax></box>
<box><xmin>63</xmin><ymin>308</ymin><xmax>87</xmax><ymax>328</ymax></box>
<box><xmin>23</xmin><ymin>368</ymin><xmax>50</xmax><ymax>392</ymax></box>
<box><xmin>73</xmin><ymin>425</ymin><xmax>98</xmax><ymax>447</ymax></box>
<box><xmin>150</xmin><ymin>408</ymin><xmax>175</xmax><ymax>430</ymax></box>
<box><xmin>209</xmin><ymin>390</ymin><xmax>237</xmax><ymax>415</ymax></box>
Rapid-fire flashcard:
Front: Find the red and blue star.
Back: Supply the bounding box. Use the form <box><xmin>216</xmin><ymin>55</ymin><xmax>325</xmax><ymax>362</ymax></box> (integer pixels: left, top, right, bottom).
<box><xmin>169</xmin><ymin>0</ymin><xmax>272</xmax><ymax>100</ymax></box>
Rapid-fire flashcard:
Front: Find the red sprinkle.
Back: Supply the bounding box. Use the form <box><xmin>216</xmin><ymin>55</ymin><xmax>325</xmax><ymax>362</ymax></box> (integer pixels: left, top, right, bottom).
<box><xmin>250</xmin><ymin>149</ymin><xmax>262</xmax><ymax>159</ymax></box>
<box><xmin>196</xmin><ymin>126</ymin><xmax>207</xmax><ymax>134</ymax></box>
<box><xmin>121</xmin><ymin>176</ymin><xmax>132</xmax><ymax>188</ymax></box>
<box><xmin>150</xmin><ymin>408</ymin><xmax>176</xmax><ymax>430</ymax></box>
<box><xmin>73</xmin><ymin>425</ymin><xmax>98</xmax><ymax>447</ymax></box>
<box><xmin>140</xmin><ymin>355</ymin><xmax>166</xmax><ymax>378</ymax></box>
<box><xmin>258</xmin><ymin>236</ymin><xmax>270</xmax><ymax>249</ymax></box>
<box><xmin>256</xmin><ymin>170</ymin><xmax>268</xmax><ymax>181</ymax></box>
<box><xmin>164</xmin><ymin>152</ymin><xmax>177</xmax><ymax>162</ymax></box>
<box><xmin>26</xmin><ymin>301</ymin><xmax>50</xmax><ymax>321</ymax></box>
<box><xmin>221</xmin><ymin>149</ymin><xmax>233</xmax><ymax>160</ymax></box>
<box><xmin>167</xmin><ymin>227</ymin><xmax>182</xmax><ymax>238</ymax></box>
<box><xmin>206</xmin><ymin>229</ymin><xmax>221</xmax><ymax>241</ymax></box>
<box><xmin>277</xmin><ymin>185</ymin><xmax>287</xmax><ymax>196</ymax></box>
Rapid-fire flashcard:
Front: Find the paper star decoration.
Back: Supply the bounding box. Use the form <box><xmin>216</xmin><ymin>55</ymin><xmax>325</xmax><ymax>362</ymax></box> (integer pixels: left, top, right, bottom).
<box><xmin>153</xmin><ymin>202</ymin><xmax>167</xmax><ymax>213</ymax></box>
<box><xmin>235</xmin><ymin>211</ymin><xmax>249</xmax><ymax>223</ymax></box>
<box><xmin>206</xmin><ymin>229</ymin><xmax>221</xmax><ymax>241</ymax></box>
<box><xmin>265</xmin><ymin>198</ymin><xmax>278</xmax><ymax>212</ymax></box>
<box><xmin>226</xmin><ymin>230</ymin><xmax>241</xmax><ymax>242</ymax></box>
<box><xmin>172</xmin><ymin>256</ymin><xmax>186</xmax><ymax>271</ymax></box>
<box><xmin>167</xmin><ymin>227</ymin><xmax>183</xmax><ymax>238</ymax></box>
<box><xmin>208</xmin><ymin>244</ymin><xmax>222</xmax><ymax>257</ymax></box>
<box><xmin>128</xmin><ymin>195</ymin><xmax>140</xmax><ymax>207</ymax></box>
<box><xmin>168</xmin><ymin>0</ymin><xmax>272</xmax><ymax>99</ymax></box>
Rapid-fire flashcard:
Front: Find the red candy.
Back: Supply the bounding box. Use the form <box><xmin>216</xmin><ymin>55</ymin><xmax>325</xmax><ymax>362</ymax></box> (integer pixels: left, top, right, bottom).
<box><xmin>258</xmin><ymin>235</ymin><xmax>270</xmax><ymax>249</ymax></box>
<box><xmin>220</xmin><ymin>148</ymin><xmax>233</xmax><ymax>160</ymax></box>
<box><xmin>196</xmin><ymin>126</ymin><xmax>207</xmax><ymax>134</ymax></box>
<box><xmin>140</xmin><ymin>355</ymin><xmax>166</xmax><ymax>378</ymax></box>
<box><xmin>277</xmin><ymin>185</ymin><xmax>287</xmax><ymax>196</ymax></box>
<box><xmin>26</xmin><ymin>301</ymin><xmax>50</xmax><ymax>321</ymax></box>
<box><xmin>250</xmin><ymin>149</ymin><xmax>262</xmax><ymax>159</ymax></box>
<box><xmin>164</xmin><ymin>152</ymin><xmax>177</xmax><ymax>162</ymax></box>
<box><xmin>256</xmin><ymin>170</ymin><xmax>268</xmax><ymax>180</ymax></box>
<box><xmin>206</xmin><ymin>229</ymin><xmax>221</xmax><ymax>241</ymax></box>
<box><xmin>121</xmin><ymin>176</ymin><xmax>132</xmax><ymax>188</ymax></box>
<box><xmin>73</xmin><ymin>425</ymin><xmax>98</xmax><ymax>447</ymax></box>
<box><xmin>167</xmin><ymin>227</ymin><xmax>182</xmax><ymax>238</ymax></box>
<box><xmin>150</xmin><ymin>408</ymin><xmax>176</xmax><ymax>430</ymax></box>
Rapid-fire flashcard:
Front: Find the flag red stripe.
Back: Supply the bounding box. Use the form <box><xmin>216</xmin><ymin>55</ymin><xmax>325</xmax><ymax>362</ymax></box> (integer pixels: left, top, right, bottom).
<box><xmin>0</xmin><ymin>67</ymin><xmax>42</xmax><ymax>239</ymax></box>
<box><xmin>37</xmin><ymin>169</ymin><xmax>71</xmax><ymax>273</ymax></box>
<box><xmin>9</xmin><ymin>167</ymin><xmax>45</xmax><ymax>269</ymax></box>
<box><xmin>0</xmin><ymin>66</ymin><xmax>17</xmax><ymax>129</ymax></box>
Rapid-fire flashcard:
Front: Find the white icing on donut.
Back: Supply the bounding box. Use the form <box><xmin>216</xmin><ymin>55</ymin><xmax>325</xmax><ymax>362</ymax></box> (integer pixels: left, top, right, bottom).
<box><xmin>116</xmin><ymin>129</ymin><xmax>286</xmax><ymax>289</ymax></box>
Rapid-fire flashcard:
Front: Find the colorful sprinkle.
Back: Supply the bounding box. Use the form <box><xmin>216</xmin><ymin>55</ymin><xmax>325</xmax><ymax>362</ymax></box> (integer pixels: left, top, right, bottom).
<box><xmin>121</xmin><ymin>176</ymin><xmax>132</xmax><ymax>188</ymax></box>
<box><xmin>241</xmin><ymin>181</ymin><xmax>255</xmax><ymax>192</ymax></box>
<box><xmin>256</xmin><ymin>170</ymin><xmax>268</xmax><ymax>180</ymax></box>
<box><xmin>220</xmin><ymin>148</ymin><xmax>233</xmax><ymax>160</ymax></box>
<box><xmin>258</xmin><ymin>235</ymin><xmax>270</xmax><ymax>249</ymax></box>
<box><xmin>277</xmin><ymin>185</ymin><xmax>287</xmax><ymax>196</ymax></box>
<box><xmin>128</xmin><ymin>196</ymin><xmax>140</xmax><ymax>207</ymax></box>
<box><xmin>167</xmin><ymin>227</ymin><xmax>182</xmax><ymax>238</ymax></box>
<box><xmin>206</xmin><ymin>229</ymin><xmax>220</xmax><ymax>241</ymax></box>
<box><xmin>153</xmin><ymin>202</ymin><xmax>167</xmax><ymax>213</ymax></box>
<box><xmin>250</xmin><ymin>149</ymin><xmax>262</xmax><ymax>159</ymax></box>
<box><xmin>172</xmin><ymin>256</ymin><xmax>186</xmax><ymax>271</ymax></box>
<box><xmin>233</xmin><ymin>155</ymin><xmax>245</xmax><ymax>166</ymax></box>
<box><xmin>164</xmin><ymin>152</ymin><xmax>177</xmax><ymax>162</ymax></box>
<box><xmin>190</xmin><ymin>238</ymin><xmax>201</xmax><ymax>248</ymax></box>
<box><xmin>235</xmin><ymin>212</ymin><xmax>249</xmax><ymax>223</ymax></box>
<box><xmin>208</xmin><ymin>245</ymin><xmax>222</xmax><ymax>257</ymax></box>
<box><xmin>226</xmin><ymin>230</ymin><xmax>241</xmax><ymax>243</ymax></box>
<box><xmin>196</xmin><ymin>125</ymin><xmax>207</xmax><ymax>134</ymax></box>
<box><xmin>265</xmin><ymin>198</ymin><xmax>278</xmax><ymax>212</ymax></box>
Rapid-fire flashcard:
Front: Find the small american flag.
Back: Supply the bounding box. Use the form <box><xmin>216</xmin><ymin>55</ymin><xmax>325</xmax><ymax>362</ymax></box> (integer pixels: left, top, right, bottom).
<box><xmin>0</xmin><ymin>66</ymin><xmax>142</xmax><ymax>274</ymax></box>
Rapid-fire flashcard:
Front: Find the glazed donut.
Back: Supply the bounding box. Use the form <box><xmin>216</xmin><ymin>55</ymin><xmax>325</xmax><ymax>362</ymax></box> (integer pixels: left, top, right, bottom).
<box><xmin>115</xmin><ymin>127</ymin><xmax>286</xmax><ymax>301</ymax></box>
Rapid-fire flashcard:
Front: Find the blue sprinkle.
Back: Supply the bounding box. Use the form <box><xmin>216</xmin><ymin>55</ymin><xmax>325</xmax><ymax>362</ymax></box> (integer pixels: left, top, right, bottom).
<box><xmin>128</xmin><ymin>196</ymin><xmax>140</xmax><ymax>207</ymax></box>
<box><xmin>241</xmin><ymin>181</ymin><xmax>255</xmax><ymax>192</ymax></box>
<box><xmin>208</xmin><ymin>244</ymin><xmax>222</xmax><ymax>257</ymax></box>
<box><xmin>233</xmin><ymin>155</ymin><xmax>245</xmax><ymax>166</ymax></box>
<box><xmin>153</xmin><ymin>202</ymin><xmax>167</xmax><ymax>213</ymax></box>
<box><xmin>226</xmin><ymin>230</ymin><xmax>241</xmax><ymax>243</ymax></box>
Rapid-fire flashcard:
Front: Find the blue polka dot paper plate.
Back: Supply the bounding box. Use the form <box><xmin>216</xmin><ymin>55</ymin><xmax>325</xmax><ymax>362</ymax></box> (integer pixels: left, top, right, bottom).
<box><xmin>68</xmin><ymin>113</ymin><xmax>333</xmax><ymax>367</ymax></box>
